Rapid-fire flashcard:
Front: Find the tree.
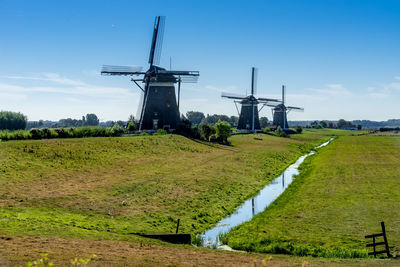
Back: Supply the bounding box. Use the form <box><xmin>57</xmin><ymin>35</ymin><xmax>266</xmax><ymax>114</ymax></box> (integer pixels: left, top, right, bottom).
<box><xmin>228</xmin><ymin>116</ymin><xmax>239</xmax><ymax>127</ymax></box>
<box><xmin>260</xmin><ymin>117</ymin><xmax>269</xmax><ymax>128</ymax></box>
<box><xmin>128</xmin><ymin>115</ymin><xmax>135</xmax><ymax>123</ymax></box>
<box><xmin>320</xmin><ymin>121</ymin><xmax>327</xmax><ymax>128</ymax></box>
<box><xmin>337</xmin><ymin>119</ymin><xmax>354</xmax><ymax>129</ymax></box>
<box><xmin>186</xmin><ymin>111</ymin><xmax>205</xmax><ymax>125</ymax></box>
<box><xmin>0</xmin><ymin>111</ymin><xmax>27</xmax><ymax>130</ymax></box>
<box><xmin>85</xmin><ymin>114</ymin><xmax>99</xmax><ymax>126</ymax></box>
<box><xmin>214</xmin><ymin>120</ymin><xmax>231</xmax><ymax>143</ymax></box>
<box><xmin>357</xmin><ymin>124</ymin><xmax>362</xmax><ymax>130</ymax></box>
<box><xmin>202</xmin><ymin>114</ymin><xmax>231</xmax><ymax>125</ymax></box>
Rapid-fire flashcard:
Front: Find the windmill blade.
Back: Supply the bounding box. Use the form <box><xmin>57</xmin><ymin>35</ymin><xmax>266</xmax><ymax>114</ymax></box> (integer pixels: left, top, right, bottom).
<box><xmin>158</xmin><ymin>70</ymin><xmax>199</xmax><ymax>76</ymax></box>
<box><xmin>178</xmin><ymin>75</ymin><xmax>199</xmax><ymax>83</ymax></box>
<box><xmin>287</xmin><ymin>106</ymin><xmax>304</xmax><ymax>111</ymax></box>
<box><xmin>257</xmin><ymin>97</ymin><xmax>280</xmax><ymax>102</ymax></box>
<box><xmin>148</xmin><ymin>16</ymin><xmax>166</xmax><ymax>66</ymax></box>
<box><xmin>251</xmin><ymin>67</ymin><xmax>258</xmax><ymax>95</ymax></box>
<box><xmin>101</xmin><ymin>65</ymin><xmax>144</xmax><ymax>76</ymax></box>
<box><xmin>221</xmin><ymin>92</ymin><xmax>247</xmax><ymax>100</ymax></box>
<box><xmin>265</xmin><ymin>103</ymin><xmax>279</xmax><ymax>107</ymax></box>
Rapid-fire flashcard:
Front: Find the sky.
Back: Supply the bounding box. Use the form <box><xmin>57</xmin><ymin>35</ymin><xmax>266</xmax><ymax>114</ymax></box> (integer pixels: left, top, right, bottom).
<box><xmin>0</xmin><ymin>0</ymin><xmax>400</xmax><ymax>122</ymax></box>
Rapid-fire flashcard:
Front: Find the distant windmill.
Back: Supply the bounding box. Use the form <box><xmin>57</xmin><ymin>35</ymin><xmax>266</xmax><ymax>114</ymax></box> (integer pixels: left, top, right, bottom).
<box><xmin>101</xmin><ymin>16</ymin><xmax>199</xmax><ymax>131</ymax></box>
<box><xmin>266</xmin><ymin>85</ymin><xmax>304</xmax><ymax>129</ymax></box>
<box><xmin>221</xmin><ymin>67</ymin><xmax>279</xmax><ymax>132</ymax></box>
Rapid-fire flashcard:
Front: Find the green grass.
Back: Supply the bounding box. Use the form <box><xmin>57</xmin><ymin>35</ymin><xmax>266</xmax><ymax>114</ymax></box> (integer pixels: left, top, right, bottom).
<box><xmin>0</xmin><ymin>131</ymin><xmax>339</xmax><ymax>243</ymax></box>
<box><xmin>225</xmin><ymin>135</ymin><xmax>400</xmax><ymax>258</ymax></box>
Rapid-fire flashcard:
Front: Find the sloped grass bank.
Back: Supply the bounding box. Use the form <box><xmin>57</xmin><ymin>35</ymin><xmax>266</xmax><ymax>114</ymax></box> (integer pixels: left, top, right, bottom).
<box><xmin>225</xmin><ymin>135</ymin><xmax>400</xmax><ymax>258</ymax></box>
<box><xmin>0</xmin><ymin>132</ymin><xmax>336</xmax><ymax>242</ymax></box>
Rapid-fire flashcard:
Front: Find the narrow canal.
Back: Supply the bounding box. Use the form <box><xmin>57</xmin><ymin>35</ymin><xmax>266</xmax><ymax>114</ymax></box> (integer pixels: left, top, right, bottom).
<box><xmin>201</xmin><ymin>137</ymin><xmax>335</xmax><ymax>248</ymax></box>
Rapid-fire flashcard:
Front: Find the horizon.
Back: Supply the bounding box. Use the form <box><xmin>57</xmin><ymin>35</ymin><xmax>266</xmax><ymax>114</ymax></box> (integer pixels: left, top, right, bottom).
<box><xmin>1</xmin><ymin>0</ymin><xmax>400</xmax><ymax>122</ymax></box>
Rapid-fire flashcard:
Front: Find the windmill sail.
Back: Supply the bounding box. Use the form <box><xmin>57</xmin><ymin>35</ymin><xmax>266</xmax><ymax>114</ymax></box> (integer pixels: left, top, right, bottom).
<box><xmin>148</xmin><ymin>16</ymin><xmax>166</xmax><ymax>66</ymax></box>
<box><xmin>101</xmin><ymin>65</ymin><xmax>143</xmax><ymax>75</ymax></box>
<box><xmin>221</xmin><ymin>92</ymin><xmax>247</xmax><ymax>99</ymax></box>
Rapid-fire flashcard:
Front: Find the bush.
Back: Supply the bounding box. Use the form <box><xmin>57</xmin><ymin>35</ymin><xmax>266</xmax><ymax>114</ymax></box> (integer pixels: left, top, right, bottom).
<box><xmin>295</xmin><ymin>126</ymin><xmax>303</xmax><ymax>134</ymax></box>
<box><xmin>262</xmin><ymin>127</ymin><xmax>271</xmax><ymax>133</ymax></box>
<box><xmin>209</xmin><ymin>134</ymin><xmax>218</xmax><ymax>142</ymax></box>
<box><xmin>276</xmin><ymin>126</ymin><xmax>288</xmax><ymax>137</ymax></box>
<box><xmin>200</xmin><ymin>124</ymin><xmax>215</xmax><ymax>141</ymax></box>
<box><xmin>214</xmin><ymin>120</ymin><xmax>231</xmax><ymax>142</ymax></box>
<box><xmin>154</xmin><ymin>129</ymin><xmax>168</xmax><ymax>135</ymax></box>
<box><xmin>176</xmin><ymin>118</ymin><xmax>192</xmax><ymax>134</ymax></box>
<box><xmin>126</xmin><ymin>122</ymin><xmax>137</xmax><ymax>132</ymax></box>
<box><xmin>111</xmin><ymin>124</ymin><xmax>124</xmax><ymax>136</ymax></box>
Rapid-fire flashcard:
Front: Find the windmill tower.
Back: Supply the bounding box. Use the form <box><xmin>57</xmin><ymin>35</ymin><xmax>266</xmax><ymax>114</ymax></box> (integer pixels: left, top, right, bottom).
<box><xmin>266</xmin><ymin>85</ymin><xmax>304</xmax><ymax>129</ymax></box>
<box><xmin>221</xmin><ymin>67</ymin><xmax>279</xmax><ymax>133</ymax></box>
<box><xmin>101</xmin><ymin>16</ymin><xmax>199</xmax><ymax>131</ymax></box>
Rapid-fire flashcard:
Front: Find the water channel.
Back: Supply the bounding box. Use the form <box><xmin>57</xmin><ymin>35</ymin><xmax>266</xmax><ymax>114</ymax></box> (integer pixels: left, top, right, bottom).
<box><xmin>201</xmin><ymin>137</ymin><xmax>335</xmax><ymax>248</ymax></box>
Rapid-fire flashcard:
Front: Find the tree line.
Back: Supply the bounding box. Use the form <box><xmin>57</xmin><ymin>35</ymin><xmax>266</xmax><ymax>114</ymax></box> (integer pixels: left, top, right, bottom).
<box><xmin>185</xmin><ymin>111</ymin><xmax>270</xmax><ymax>128</ymax></box>
<box><xmin>0</xmin><ymin>111</ymin><xmax>27</xmax><ymax>130</ymax></box>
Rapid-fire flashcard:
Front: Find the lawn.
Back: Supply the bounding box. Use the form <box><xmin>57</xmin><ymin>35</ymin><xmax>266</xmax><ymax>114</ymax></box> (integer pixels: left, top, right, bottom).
<box><xmin>225</xmin><ymin>134</ymin><xmax>400</xmax><ymax>260</ymax></box>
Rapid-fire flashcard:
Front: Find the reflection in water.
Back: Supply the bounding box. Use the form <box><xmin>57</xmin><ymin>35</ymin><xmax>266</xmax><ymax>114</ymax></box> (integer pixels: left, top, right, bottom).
<box><xmin>201</xmin><ymin>138</ymin><xmax>334</xmax><ymax>248</ymax></box>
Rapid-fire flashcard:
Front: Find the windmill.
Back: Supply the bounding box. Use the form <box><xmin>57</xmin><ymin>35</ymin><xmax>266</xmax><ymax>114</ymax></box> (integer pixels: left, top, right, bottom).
<box><xmin>265</xmin><ymin>85</ymin><xmax>304</xmax><ymax>129</ymax></box>
<box><xmin>101</xmin><ymin>16</ymin><xmax>199</xmax><ymax>131</ymax></box>
<box><xmin>221</xmin><ymin>67</ymin><xmax>279</xmax><ymax>133</ymax></box>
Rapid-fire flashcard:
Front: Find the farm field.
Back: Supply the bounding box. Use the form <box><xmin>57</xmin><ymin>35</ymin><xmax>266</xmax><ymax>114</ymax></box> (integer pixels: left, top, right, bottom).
<box><xmin>225</xmin><ymin>135</ymin><xmax>400</xmax><ymax>261</ymax></box>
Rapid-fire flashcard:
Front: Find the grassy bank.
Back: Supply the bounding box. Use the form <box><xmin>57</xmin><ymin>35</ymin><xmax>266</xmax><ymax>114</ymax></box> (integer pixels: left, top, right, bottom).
<box><xmin>0</xmin><ymin>132</ymin><xmax>336</xmax><ymax>240</ymax></box>
<box><xmin>225</xmin><ymin>135</ymin><xmax>400</xmax><ymax>259</ymax></box>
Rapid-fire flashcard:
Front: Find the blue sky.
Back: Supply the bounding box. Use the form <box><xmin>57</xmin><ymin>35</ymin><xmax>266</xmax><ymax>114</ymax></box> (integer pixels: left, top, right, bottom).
<box><xmin>1</xmin><ymin>0</ymin><xmax>400</xmax><ymax>121</ymax></box>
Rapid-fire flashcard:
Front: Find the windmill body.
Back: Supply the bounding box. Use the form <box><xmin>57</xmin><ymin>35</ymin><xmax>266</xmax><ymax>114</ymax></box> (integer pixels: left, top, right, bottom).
<box><xmin>222</xmin><ymin>68</ymin><xmax>279</xmax><ymax>133</ymax></box>
<box><xmin>237</xmin><ymin>96</ymin><xmax>261</xmax><ymax>130</ymax></box>
<box><xmin>101</xmin><ymin>16</ymin><xmax>199</xmax><ymax>131</ymax></box>
<box><xmin>137</xmin><ymin>66</ymin><xmax>180</xmax><ymax>130</ymax></box>
<box><xmin>267</xmin><ymin>85</ymin><xmax>304</xmax><ymax>129</ymax></box>
<box><xmin>272</xmin><ymin>104</ymin><xmax>289</xmax><ymax>129</ymax></box>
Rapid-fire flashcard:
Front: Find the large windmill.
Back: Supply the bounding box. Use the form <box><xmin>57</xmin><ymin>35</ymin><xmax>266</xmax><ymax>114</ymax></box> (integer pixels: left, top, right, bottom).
<box><xmin>266</xmin><ymin>85</ymin><xmax>304</xmax><ymax>129</ymax></box>
<box><xmin>221</xmin><ymin>67</ymin><xmax>279</xmax><ymax>133</ymax></box>
<box><xmin>101</xmin><ymin>16</ymin><xmax>199</xmax><ymax>131</ymax></box>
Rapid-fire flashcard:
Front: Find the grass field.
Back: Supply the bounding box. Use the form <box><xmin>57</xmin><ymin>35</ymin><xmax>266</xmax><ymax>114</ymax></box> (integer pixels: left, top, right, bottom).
<box><xmin>0</xmin><ymin>130</ymin><xmax>341</xmax><ymax>265</ymax></box>
<box><xmin>2</xmin><ymin>129</ymin><xmax>394</xmax><ymax>266</ymax></box>
<box><xmin>225</xmin><ymin>135</ymin><xmax>400</xmax><ymax>260</ymax></box>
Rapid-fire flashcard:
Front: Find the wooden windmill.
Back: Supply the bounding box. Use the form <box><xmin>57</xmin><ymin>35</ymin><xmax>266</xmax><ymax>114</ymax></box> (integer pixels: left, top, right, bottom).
<box><xmin>265</xmin><ymin>85</ymin><xmax>304</xmax><ymax>129</ymax></box>
<box><xmin>101</xmin><ymin>16</ymin><xmax>199</xmax><ymax>131</ymax></box>
<box><xmin>221</xmin><ymin>67</ymin><xmax>279</xmax><ymax>132</ymax></box>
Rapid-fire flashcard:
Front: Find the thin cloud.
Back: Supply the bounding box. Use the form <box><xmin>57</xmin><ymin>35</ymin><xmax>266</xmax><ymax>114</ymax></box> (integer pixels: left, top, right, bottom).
<box><xmin>309</xmin><ymin>84</ymin><xmax>352</xmax><ymax>97</ymax></box>
<box><xmin>367</xmin><ymin>92</ymin><xmax>389</xmax><ymax>99</ymax></box>
<box><xmin>205</xmin><ymin>85</ymin><xmax>238</xmax><ymax>93</ymax></box>
<box><xmin>0</xmin><ymin>77</ymin><xmax>137</xmax><ymax>100</ymax></box>
<box><xmin>5</xmin><ymin>73</ymin><xmax>86</xmax><ymax>86</ymax></box>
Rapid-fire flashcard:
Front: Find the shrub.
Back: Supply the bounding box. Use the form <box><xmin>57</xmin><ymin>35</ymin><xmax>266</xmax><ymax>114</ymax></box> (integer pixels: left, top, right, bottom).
<box><xmin>126</xmin><ymin>122</ymin><xmax>137</xmax><ymax>132</ymax></box>
<box><xmin>263</xmin><ymin>127</ymin><xmax>271</xmax><ymax>133</ymax></box>
<box><xmin>295</xmin><ymin>126</ymin><xmax>303</xmax><ymax>134</ymax></box>
<box><xmin>111</xmin><ymin>124</ymin><xmax>124</xmax><ymax>136</ymax></box>
<box><xmin>209</xmin><ymin>134</ymin><xmax>218</xmax><ymax>142</ymax></box>
<box><xmin>214</xmin><ymin>120</ymin><xmax>231</xmax><ymax>142</ymax></box>
<box><xmin>30</xmin><ymin>129</ymin><xmax>44</xmax><ymax>139</ymax></box>
<box><xmin>154</xmin><ymin>129</ymin><xmax>168</xmax><ymax>135</ymax></box>
<box><xmin>276</xmin><ymin>126</ymin><xmax>288</xmax><ymax>137</ymax></box>
<box><xmin>191</xmin><ymin>126</ymin><xmax>201</xmax><ymax>139</ymax></box>
<box><xmin>200</xmin><ymin>124</ymin><xmax>215</xmax><ymax>141</ymax></box>
<box><xmin>176</xmin><ymin>118</ymin><xmax>193</xmax><ymax>135</ymax></box>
